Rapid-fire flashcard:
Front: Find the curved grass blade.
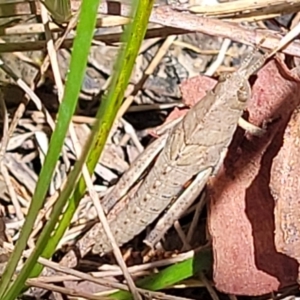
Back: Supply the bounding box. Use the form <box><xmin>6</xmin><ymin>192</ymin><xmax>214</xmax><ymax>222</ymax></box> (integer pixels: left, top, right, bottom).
<box><xmin>28</xmin><ymin>0</ymin><xmax>154</xmax><ymax>283</ymax></box>
<box><xmin>110</xmin><ymin>249</ymin><xmax>212</xmax><ymax>300</ymax></box>
<box><xmin>0</xmin><ymin>0</ymin><xmax>99</xmax><ymax>298</ymax></box>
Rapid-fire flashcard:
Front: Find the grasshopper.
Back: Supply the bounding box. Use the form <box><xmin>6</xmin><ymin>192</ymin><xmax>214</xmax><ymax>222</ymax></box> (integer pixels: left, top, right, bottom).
<box><xmin>60</xmin><ymin>47</ymin><xmax>269</xmax><ymax>268</ymax></box>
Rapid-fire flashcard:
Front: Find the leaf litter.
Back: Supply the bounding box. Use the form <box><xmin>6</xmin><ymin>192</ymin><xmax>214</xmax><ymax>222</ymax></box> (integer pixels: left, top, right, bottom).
<box><xmin>2</xmin><ymin>1</ymin><xmax>300</xmax><ymax>299</ymax></box>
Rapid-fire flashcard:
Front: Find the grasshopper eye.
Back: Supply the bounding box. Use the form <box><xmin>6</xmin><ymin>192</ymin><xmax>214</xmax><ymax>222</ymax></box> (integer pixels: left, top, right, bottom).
<box><xmin>237</xmin><ymin>85</ymin><xmax>248</xmax><ymax>102</ymax></box>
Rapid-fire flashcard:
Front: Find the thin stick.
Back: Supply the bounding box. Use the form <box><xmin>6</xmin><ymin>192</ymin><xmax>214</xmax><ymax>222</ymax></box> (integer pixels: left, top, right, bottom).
<box><xmin>0</xmin><ymin>91</ymin><xmax>23</xmax><ymax>221</ymax></box>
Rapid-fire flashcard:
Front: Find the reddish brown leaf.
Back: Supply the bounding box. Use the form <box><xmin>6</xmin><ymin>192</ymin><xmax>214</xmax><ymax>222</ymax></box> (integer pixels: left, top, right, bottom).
<box><xmin>207</xmin><ymin>59</ymin><xmax>300</xmax><ymax>295</ymax></box>
<box><xmin>270</xmin><ymin>106</ymin><xmax>300</xmax><ymax>277</ymax></box>
<box><xmin>151</xmin><ymin>60</ymin><xmax>300</xmax><ymax>294</ymax></box>
<box><xmin>148</xmin><ymin>76</ymin><xmax>216</xmax><ymax>136</ymax></box>
<box><xmin>180</xmin><ymin>75</ymin><xmax>216</xmax><ymax>107</ymax></box>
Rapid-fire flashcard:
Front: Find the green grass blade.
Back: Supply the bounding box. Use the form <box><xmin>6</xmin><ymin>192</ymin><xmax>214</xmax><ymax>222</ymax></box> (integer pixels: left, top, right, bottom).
<box><xmin>4</xmin><ymin>130</ymin><xmax>97</xmax><ymax>300</ymax></box>
<box><xmin>111</xmin><ymin>249</ymin><xmax>212</xmax><ymax>300</ymax></box>
<box><xmin>28</xmin><ymin>0</ymin><xmax>154</xmax><ymax>283</ymax></box>
<box><xmin>0</xmin><ymin>0</ymin><xmax>99</xmax><ymax>298</ymax></box>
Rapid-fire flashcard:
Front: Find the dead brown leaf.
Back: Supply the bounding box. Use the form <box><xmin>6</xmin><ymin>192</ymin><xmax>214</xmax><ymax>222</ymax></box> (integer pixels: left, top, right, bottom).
<box><xmin>207</xmin><ymin>59</ymin><xmax>300</xmax><ymax>295</ymax></box>
<box><xmin>150</xmin><ymin>58</ymin><xmax>300</xmax><ymax>295</ymax></box>
<box><xmin>163</xmin><ymin>75</ymin><xmax>217</xmax><ymax>125</ymax></box>
<box><xmin>270</xmin><ymin>103</ymin><xmax>300</xmax><ymax>280</ymax></box>
<box><xmin>180</xmin><ymin>75</ymin><xmax>217</xmax><ymax>107</ymax></box>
